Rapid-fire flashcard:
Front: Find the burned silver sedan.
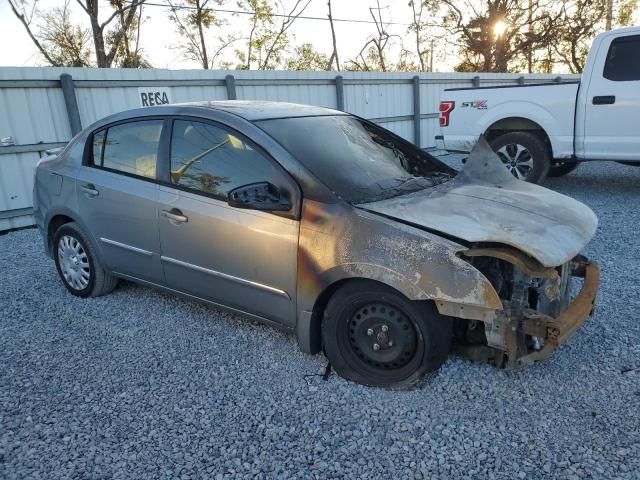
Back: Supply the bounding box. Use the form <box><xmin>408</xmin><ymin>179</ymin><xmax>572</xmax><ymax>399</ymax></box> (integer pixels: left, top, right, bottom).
<box><xmin>33</xmin><ymin>101</ymin><xmax>599</xmax><ymax>388</ymax></box>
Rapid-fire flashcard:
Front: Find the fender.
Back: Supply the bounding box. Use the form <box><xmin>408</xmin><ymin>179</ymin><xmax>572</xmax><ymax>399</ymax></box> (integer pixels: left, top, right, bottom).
<box><xmin>479</xmin><ymin>100</ymin><xmax>573</xmax><ymax>157</ymax></box>
<box><xmin>43</xmin><ymin>206</ymin><xmax>102</xmax><ymax>259</ymax></box>
<box><xmin>295</xmin><ymin>200</ymin><xmax>502</xmax><ymax>354</ymax></box>
<box><xmin>477</xmin><ymin>100</ymin><xmax>574</xmax><ymax>159</ymax></box>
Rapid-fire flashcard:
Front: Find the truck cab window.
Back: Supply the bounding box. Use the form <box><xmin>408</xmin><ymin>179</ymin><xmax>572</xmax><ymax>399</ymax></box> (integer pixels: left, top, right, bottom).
<box><xmin>603</xmin><ymin>35</ymin><xmax>640</xmax><ymax>81</ymax></box>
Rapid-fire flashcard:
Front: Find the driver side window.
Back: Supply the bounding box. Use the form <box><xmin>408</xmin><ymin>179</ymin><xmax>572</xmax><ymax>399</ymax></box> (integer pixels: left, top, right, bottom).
<box><xmin>170</xmin><ymin>120</ymin><xmax>279</xmax><ymax>199</ymax></box>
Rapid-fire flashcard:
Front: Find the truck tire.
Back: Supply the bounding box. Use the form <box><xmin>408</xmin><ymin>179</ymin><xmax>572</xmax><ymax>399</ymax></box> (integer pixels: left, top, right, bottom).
<box><xmin>490</xmin><ymin>132</ymin><xmax>550</xmax><ymax>184</ymax></box>
<box><xmin>322</xmin><ymin>280</ymin><xmax>452</xmax><ymax>389</ymax></box>
<box><xmin>548</xmin><ymin>161</ymin><xmax>580</xmax><ymax>177</ymax></box>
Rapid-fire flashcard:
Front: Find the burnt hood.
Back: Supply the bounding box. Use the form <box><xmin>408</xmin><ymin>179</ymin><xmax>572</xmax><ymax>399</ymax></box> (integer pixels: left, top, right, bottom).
<box><xmin>357</xmin><ymin>138</ymin><xmax>598</xmax><ymax>267</ymax></box>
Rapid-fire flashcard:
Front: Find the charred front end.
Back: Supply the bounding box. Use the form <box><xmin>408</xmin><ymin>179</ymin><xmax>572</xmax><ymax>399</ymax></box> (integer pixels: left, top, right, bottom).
<box><xmin>448</xmin><ymin>246</ymin><xmax>599</xmax><ymax>367</ymax></box>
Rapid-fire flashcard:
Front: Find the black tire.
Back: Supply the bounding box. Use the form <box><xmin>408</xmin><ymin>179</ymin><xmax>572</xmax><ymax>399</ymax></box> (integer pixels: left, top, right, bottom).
<box><xmin>53</xmin><ymin>222</ymin><xmax>117</xmax><ymax>298</ymax></box>
<box><xmin>616</xmin><ymin>161</ymin><xmax>640</xmax><ymax>167</ymax></box>
<box><xmin>548</xmin><ymin>161</ymin><xmax>580</xmax><ymax>177</ymax></box>
<box><xmin>322</xmin><ymin>280</ymin><xmax>452</xmax><ymax>389</ymax></box>
<box><xmin>490</xmin><ymin>132</ymin><xmax>551</xmax><ymax>184</ymax></box>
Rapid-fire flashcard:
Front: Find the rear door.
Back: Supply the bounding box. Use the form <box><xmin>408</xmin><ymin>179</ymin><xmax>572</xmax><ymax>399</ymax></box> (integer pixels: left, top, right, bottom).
<box><xmin>76</xmin><ymin>118</ymin><xmax>165</xmax><ymax>283</ymax></box>
<box><xmin>157</xmin><ymin>118</ymin><xmax>299</xmax><ymax>326</ymax></box>
<box><xmin>582</xmin><ymin>34</ymin><xmax>640</xmax><ymax>161</ymax></box>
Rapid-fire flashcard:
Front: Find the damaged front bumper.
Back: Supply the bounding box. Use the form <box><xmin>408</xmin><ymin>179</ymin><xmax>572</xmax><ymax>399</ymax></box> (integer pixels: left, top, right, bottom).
<box><xmin>453</xmin><ymin>254</ymin><xmax>600</xmax><ymax>368</ymax></box>
<box><xmin>517</xmin><ymin>259</ymin><xmax>599</xmax><ymax>366</ymax></box>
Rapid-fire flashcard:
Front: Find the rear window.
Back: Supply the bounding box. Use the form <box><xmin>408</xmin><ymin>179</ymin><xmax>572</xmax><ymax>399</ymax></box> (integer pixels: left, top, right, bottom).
<box><xmin>91</xmin><ymin>120</ymin><xmax>163</xmax><ymax>179</ymax></box>
<box><xmin>603</xmin><ymin>35</ymin><xmax>640</xmax><ymax>81</ymax></box>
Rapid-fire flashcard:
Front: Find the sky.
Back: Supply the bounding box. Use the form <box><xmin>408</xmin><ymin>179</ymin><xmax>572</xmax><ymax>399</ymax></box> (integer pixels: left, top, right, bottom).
<box><xmin>1</xmin><ymin>0</ymin><xmax>638</xmax><ymax>71</ymax></box>
<box><xmin>0</xmin><ymin>0</ymin><xmax>431</xmax><ymax>70</ymax></box>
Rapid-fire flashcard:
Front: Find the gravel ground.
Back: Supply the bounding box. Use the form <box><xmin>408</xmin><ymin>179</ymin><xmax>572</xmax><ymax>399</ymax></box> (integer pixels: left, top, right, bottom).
<box><xmin>1</xmin><ymin>161</ymin><xmax>639</xmax><ymax>480</ymax></box>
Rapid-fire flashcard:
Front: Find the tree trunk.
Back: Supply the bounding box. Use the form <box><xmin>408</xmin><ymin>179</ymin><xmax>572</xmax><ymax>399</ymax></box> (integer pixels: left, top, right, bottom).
<box><xmin>327</xmin><ymin>0</ymin><xmax>340</xmax><ymax>71</ymax></box>
<box><xmin>606</xmin><ymin>0</ymin><xmax>614</xmax><ymax>30</ymax></box>
<box><xmin>196</xmin><ymin>0</ymin><xmax>209</xmax><ymax>69</ymax></box>
<box><xmin>84</xmin><ymin>1</ymin><xmax>109</xmax><ymax>67</ymax></box>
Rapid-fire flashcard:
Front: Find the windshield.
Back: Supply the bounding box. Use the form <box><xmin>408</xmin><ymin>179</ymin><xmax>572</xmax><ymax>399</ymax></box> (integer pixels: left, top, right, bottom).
<box><xmin>257</xmin><ymin>115</ymin><xmax>454</xmax><ymax>203</ymax></box>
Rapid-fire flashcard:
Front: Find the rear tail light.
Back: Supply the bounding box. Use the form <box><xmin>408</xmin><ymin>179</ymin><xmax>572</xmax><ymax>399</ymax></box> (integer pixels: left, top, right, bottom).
<box><xmin>439</xmin><ymin>101</ymin><xmax>455</xmax><ymax>127</ymax></box>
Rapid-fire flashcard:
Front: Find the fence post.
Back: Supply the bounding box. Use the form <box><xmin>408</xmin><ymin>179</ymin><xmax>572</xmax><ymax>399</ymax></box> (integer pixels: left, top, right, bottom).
<box><xmin>472</xmin><ymin>76</ymin><xmax>480</xmax><ymax>88</ymax></box>
<box><xmin>59</xmin><ymin>74</ymin><xmax>81</xmax><ymax>135</ymax></box>
<box><xmin>225</xmin><ymin>74</ymin><xmax>237</xmax><ymax>100</ymax></box>
<box><xmin>335</xmin><ymin>75</ymin><xmax>345</xmax><ymax>111</ymax></box>
<box><xmin>412</xmin><ymin>75</ymin><xmax>421</xmax><ymax>147</ymax></box>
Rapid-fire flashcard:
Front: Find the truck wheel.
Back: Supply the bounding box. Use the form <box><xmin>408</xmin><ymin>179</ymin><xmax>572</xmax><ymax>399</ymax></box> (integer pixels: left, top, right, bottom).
<box><xmin>548</xmin><ymin>161</ymin><xmax>580</xmax><ymax>177</ymax></box>
<box><xmin>490</xmin><ymin>132</ymin><xmax>550</xmax><ymax>183</ymax></box>
<box><xmin>322</xmin><ymin>280</ymin><xmax>452</xmax><ymax>389</ymax></box>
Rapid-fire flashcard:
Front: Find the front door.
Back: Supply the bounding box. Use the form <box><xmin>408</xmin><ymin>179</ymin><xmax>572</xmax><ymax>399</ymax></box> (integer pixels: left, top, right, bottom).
<box><xmin>157</xmin><ymin>119</ymin><xmax>299</xmax><ymax>326</ymax></box>
<box><xmin>582</xmin><ymin>33</ymin><xmax>640</xmax><ymax>161</ymax></box>
<box><xmin>76</xmin><ymin>119</ymin><xmax>165</xmax><ymax>283</ymax></box>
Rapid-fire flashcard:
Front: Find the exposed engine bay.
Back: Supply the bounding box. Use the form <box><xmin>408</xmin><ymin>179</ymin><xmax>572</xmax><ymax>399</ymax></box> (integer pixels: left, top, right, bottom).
<box><xmin>449</xmin><ymin>248</ymin><xmax>599</xmax><ymax>367</ymax></box>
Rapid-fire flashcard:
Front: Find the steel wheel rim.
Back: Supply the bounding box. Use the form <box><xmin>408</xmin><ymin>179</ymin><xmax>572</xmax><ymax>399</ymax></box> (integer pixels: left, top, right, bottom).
<box><xmin>57</xmin><ymin>235</ymin><xmax>90</xmax><ymax>290</ymax></box>
<box><xmin>496</xmin><ymin>143</ymin><xmax>534</xmax><ymax>179</ymax></box>
<box><xmin>347</xmin><ymin>302</ymin><xmax>418</xmax><ymax>371</ymax></box>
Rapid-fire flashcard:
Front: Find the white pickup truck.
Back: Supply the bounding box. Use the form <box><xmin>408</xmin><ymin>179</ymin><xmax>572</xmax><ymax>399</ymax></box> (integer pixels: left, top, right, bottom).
<box><xmin>436</xmin><ymin>26</ymin><xmax>640</xmax><ymax>183</ymax></box>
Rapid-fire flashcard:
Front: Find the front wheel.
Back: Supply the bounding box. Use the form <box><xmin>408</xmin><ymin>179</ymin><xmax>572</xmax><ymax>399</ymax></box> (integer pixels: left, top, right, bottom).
<box><xmin>490</xmin><ymin>132</ymin><xmax>550</xmax><ymax>183</ymax></box>
<box><xmin>322</xmin><ymin>281</ymin><xmax>452</xmax><ymax>389</ymax></box>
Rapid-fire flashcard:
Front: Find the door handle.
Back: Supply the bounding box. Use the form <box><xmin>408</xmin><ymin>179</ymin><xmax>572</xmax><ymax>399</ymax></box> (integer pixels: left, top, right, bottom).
<box><xmin>592</xmin><ymin>95</ymin><xmax>616</xmax><ymax>105</ymax></box>
<box><xmin>80</xmin><ymin>184</ymin><xmax>99</xmax><ymax>197</ymax></box>
<box><xmin>161</xmin><ymin>208</ymin><xmax>188</xmax><ymax>224</ymax></box>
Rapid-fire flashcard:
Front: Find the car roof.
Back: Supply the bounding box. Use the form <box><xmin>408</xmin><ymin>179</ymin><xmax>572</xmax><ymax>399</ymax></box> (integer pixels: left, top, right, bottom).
<box><xmin>174</xmin><ymin>100</ymin><xmax>347</xmax><ymax>121</ymax></box>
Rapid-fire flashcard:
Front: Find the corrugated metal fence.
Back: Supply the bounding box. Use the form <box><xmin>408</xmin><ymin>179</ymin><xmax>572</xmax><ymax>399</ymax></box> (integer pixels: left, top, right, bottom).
<box><xmin>0</xmin><ymin>67</ymin><xmax>579</xmax><ymax>231</ymax></box>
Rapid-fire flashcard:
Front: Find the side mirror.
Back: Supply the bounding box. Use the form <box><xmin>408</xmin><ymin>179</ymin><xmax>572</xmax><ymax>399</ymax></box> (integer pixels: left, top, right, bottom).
<box><xmin>227</xmin><ymin>182</ymin><xmax>292</xmax><ymax>212</ymax></box>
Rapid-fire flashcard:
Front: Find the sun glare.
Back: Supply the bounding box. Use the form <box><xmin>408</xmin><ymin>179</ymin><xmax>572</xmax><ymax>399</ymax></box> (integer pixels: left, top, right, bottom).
<box><xmin>493</xmin><ymin>20</ymin><xmax>508</xmax><ymax>39</ymax></box>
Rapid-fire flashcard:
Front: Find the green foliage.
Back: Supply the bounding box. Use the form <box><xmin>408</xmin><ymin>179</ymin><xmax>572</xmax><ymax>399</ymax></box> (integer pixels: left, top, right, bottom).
<box><xmin>107</xmin><ymin>1</ymin><xmax>152</xmax><ymax>68</ymax></box>
<box><xmin>168</xmin><ymin>0</ymin><xmax>231</xmax><ymax>69</ymax></box>
<box><xmin>285</xmin><ymin>43</ymin><xmax>329</xmax><ymax>70</ymax></box>
<box><xmin>234</xmin><ymin>0</ymin><xmax>310</xmax><ymax>70</ymax></box>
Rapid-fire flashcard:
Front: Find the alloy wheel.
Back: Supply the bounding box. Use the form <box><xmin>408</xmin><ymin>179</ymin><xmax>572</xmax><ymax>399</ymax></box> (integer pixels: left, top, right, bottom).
<box><xmin>496</xmin><ymin>143</ymin><xmax>534</xmax><ymax>179</ymax></box>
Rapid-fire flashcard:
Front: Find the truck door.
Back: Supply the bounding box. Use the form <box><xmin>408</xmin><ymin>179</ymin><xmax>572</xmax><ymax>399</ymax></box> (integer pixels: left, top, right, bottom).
<box><xmin>581</xmin><ymin>34</ymin><xmax>640</xmax><ymax>161</ymax></box>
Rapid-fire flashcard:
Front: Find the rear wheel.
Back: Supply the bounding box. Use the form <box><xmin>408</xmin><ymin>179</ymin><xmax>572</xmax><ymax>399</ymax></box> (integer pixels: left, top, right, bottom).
<box><xmin>53</xmin><ymin>222</ymin><xmax>117</xmax><ymax>298</ymax></box>
<box><xmin>548</xmin><ymin>161</ymin><xmax>580</xmax><ymax>177</ymax></box>
<box><xmin>322</xmin><ymin>281</ymin><xmax>452</xmax><ymax>389</ymax></box>
<box><xmin>490</xmin><ymin>132</ymin><xmax>550</xmax><ymax>183</ymax></box>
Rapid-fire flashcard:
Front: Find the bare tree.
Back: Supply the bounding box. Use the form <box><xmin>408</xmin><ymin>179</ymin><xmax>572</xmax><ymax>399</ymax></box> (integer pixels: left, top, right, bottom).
<box><xmin>552</xmin><ymin>0</ymin><xmax>637</xmax><ymax>73</ymax></box>
<box><xmin>109</xmin><ymin>0</ymin><xmax>151</xmax><ymax>67</ymax></box>
<box><xmin>168</xmin><ymin>0</ymin><xmax>238</xmax><ymax>69</ymax></box>
<box><xmin>259</xmin><ymin>0</ymin><xmax>312</xmax><ymax>70</ymax></box>
<box><xmin>326</xmin><ymin>0</ymin><xmax>340</xmax><ymax>71</ymax></box>
<box><xmin>348</xmin><ymin>1</ymin><xmax>399</xmax><ymax>71</ymax></box>
<box><xmin>9</xmin><ymin>0</ymin><xmax>93</xmax><ymax>67</ymax></box>
<box><xmin>408</xmin><ymin>0</ymin><xmax>427</xmax><ymax>71</ymax></box>
<box><xmin>606</xmin><ymin>0</ymin><xmax>614</xmax><ymax>30</ymax></box>
<box><xmin>76</xmin><ymin>0</ymin><xmax>147</xmax><ymax>68</ymax></box>
<box><xmin>235</xmin><ymin>0</ymin><xmax>311</xmax><ymax>70</ymax></box>
<box><xmin>9</xmin><ymin>0</ymin><xmax>147</xmax><ymax>68</ymax></box>
<box><xmin>440</xmin><ymin>0</ymin><xmax>560</xmax><ymax>73</ymax></box>
<box><xmin>8</xmin><ymin>0</ymin><xmax>57</xmax><ymax>66</ymax></box>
